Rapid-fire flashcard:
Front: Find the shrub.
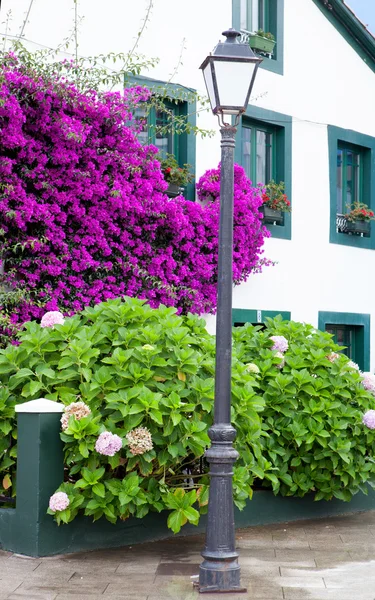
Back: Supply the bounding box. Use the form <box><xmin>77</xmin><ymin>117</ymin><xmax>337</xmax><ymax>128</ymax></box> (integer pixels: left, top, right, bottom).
<box><xmin>0</xmin><ymin>297</ymin><xmax>264</xmax><ymax>531</ymax></box>
<box><xmin>0</xmin><ymin>54</ymin><xmax>269</xmax><ymax>346</ymax></box>
<box><xmin>233</xmin><ymin>318</ymin><xmax>375</xmax><ymax>502</ymax></box>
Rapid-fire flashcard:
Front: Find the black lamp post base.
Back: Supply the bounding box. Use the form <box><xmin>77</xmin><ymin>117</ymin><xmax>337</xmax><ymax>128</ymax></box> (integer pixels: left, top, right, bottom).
<box><xmin>198</xmin><ymin>560</ymin><xmax>247</xmax><ymax>593</ymax></box>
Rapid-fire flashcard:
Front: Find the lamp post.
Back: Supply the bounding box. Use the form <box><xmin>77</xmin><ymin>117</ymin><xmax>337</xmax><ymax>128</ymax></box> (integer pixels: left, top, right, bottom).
<box><xmin>198</xmin><ymin>29</ymin><xmax>262</xmax><ymax>594</ymax></box>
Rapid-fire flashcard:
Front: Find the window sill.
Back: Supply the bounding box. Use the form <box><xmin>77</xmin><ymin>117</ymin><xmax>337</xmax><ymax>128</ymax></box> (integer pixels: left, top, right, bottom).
<box><xmin>239</xmin><ymin>29</ymin><xmax>280</xmax><ymax>73</ymax></box>
<box><xmin>336</xmin><ymin>214</ymin><xmax>371</xmax><ymax>238</ymax></box>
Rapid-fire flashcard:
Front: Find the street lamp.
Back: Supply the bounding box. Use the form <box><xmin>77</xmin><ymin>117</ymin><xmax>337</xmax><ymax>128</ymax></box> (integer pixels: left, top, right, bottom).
<box><xmin>198</xmin><ymin>29</ymin><xmax>262</xmax><ymax>594</ymax></box>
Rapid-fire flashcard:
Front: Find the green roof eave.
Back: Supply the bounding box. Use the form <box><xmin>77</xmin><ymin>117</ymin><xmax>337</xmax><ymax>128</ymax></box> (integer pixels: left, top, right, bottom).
<box><xmin>312</xmin><ymin>0</ymin><xmax>375</xmax><ymax>74</ymax></box>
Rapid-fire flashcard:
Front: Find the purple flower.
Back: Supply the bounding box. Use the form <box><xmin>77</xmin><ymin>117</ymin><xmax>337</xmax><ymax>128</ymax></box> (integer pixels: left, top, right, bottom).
<box><xmin>270</xmin><ymin>335</ymin><xmax>288</xmax><ymax>353</ymax></box>
<box><xmin>363</xmin><ymin>410</ymin><xmax>375</xmax><ymax>429</ymax></box>
<box><xmin>95</xmin><ymin>431</ymin><xmax>122</xmax><ymax>456</ymax></box>
<box><xmin>0</xmin><ymin>55</ymin><xmax>270</xmax><ymax>346</ymax></box>
<box><xmin>49</xmin><ymin>491</ymin><xmax>70</xmax><ymax>512</ymax></box>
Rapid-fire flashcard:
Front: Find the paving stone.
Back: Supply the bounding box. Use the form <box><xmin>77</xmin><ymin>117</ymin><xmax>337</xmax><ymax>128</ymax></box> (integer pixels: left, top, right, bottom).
<box><xmin>6</xmin><ymin>593</ymin><xmax>57</xmax><ymax>600</ymax></box>
<box><xmin>15</xmin><ymin>582</ymin><xmax>108</xmax><ymax>595</ymax></box>
<box><xmin>242</xmin><ymin>558</ymin><xmax>316</xmax><ymax>568</ymax></box>
<box><xmin>156</xmin><ymin>562</ymin><xmax>199</xmax><ymax>576</ymax></box>
<box><xmin>237</xmin><ymin>563</ymin><xmax>281</xmax><ymax>575</ymax></box>
<box><xmin>272</xmin><ymin>540</ymin><xmax>311</xmax><ymax>549</ymax></box>
<box><xmin>324</xmin><ymin>576</ymin><xmax>375</xmax><ymax>588</ymax></box>
<box><xmin>280</xmin><ymin>566</ymin><xmax>327</xmax><ymax>577</ymax></box>
<box><xmin>106</xmin><ymin>578</ymin><xmax>192</xmax><ymax>596</ymax></box>
<box><xmin>0</xmin><ymin>579</ymin><xmax>23</xmax><ymax>594</ymax></box>
<box><xmin>277</xmin><ymin>576</ymin><xmax>325</xmax><ymax>588</ymax></box>
<box><xmin>284</xmin><ymin>590</ymin><xmax>375</xmax><ymax>600</ymax></box>
<box><xmin>57</xmin><ymin>597</ymin><xmax>141</xmax><ymax>600</ymax></box>
<box><xmin>237</xmin><ymin>583</ymin><xmax>284</xmax><ymax>599</ymax></box>
<box><xmin>33</xmin><ymin>558</ymin><xmax>119</xmax><ymax>573</ymax></box>
<box><xmin>69</xmin><ymin>571</ymin><xmax>156</xmax><ymax>584</ymax></box>
<box><xmin>115</xmin><ymin>562</ymin><xmax>159</xmax><ymax>574</ymax></box>
<box><xmin>275</xmin><ymin>549</ymin><xmax>350</xmax><ymax>561</ymax></box>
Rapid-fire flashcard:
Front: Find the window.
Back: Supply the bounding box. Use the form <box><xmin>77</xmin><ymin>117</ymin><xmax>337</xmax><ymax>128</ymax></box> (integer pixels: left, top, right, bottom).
<box><xmin>336</xmin><ymin>143</ymin><xmax>364</xmax><ymax>215</ymax></box>
<box><xmin>241</xmin><ymin>121</ymin><xmax>274</xmax><ymax>185</ymax></box>
<box><xmin>325</xmin><ymin>325</ymin><xmax>355</xmax><ymax>360</ymax></box>
<box><xmin>236</xmin><ymin>106</ymin><xmax>292</xmax><ymax>240</ymax></box>
<box><xmin>127</xmin><ymin>75</ymin><xmax>196</xmax><ymax>201</ymax></box>
<box><xmin>135</xmin><ymin>100</ymin><xmax>180</xmax><ymax>161</ymax></box>
<box><xmin>328</xmin><ymin>126</ymin><xmax>375</xmax><ymax>249</ymax></box>
<box><xmin>232</xmin><ymin>0</ymin><xmax>284</xmax><ymax>75</ymax></box>
<box><xmin>240</xmin><ymin>0</ymin><xmax>270</xmax><ymax>32</ymax></box>
<box><xmin>318</xmin><ymin>311</ymin><xmax>370</xmax><ymax>372</ymax></box>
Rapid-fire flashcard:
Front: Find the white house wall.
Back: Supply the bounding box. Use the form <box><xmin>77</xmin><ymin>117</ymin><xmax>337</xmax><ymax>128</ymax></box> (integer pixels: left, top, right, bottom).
<box><xmin>3</xmin><ymin>0</ymin><xmax>375</xmax><ymax>367</ymax></box>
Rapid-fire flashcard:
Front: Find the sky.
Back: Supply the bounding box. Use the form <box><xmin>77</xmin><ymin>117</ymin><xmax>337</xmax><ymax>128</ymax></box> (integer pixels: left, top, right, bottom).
<box><xmin>346</xmin><ymin>0</ymin><xmax>375</xmax><ymax>34</ymax></box>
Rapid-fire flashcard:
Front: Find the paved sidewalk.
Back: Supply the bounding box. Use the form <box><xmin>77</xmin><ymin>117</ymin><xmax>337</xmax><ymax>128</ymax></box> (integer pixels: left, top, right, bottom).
<box><xmin>1</xmin><ymin>511</ymin><xmax>375</xmax><ymax>599</ymax></box>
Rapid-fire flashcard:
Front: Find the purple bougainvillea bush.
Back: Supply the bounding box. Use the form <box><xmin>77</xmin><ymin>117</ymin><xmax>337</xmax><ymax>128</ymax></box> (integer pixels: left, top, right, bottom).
<box><xmin>0</xmin><ymin>53</ymin><xmax>269</xmax><ymax>345</ymax></box>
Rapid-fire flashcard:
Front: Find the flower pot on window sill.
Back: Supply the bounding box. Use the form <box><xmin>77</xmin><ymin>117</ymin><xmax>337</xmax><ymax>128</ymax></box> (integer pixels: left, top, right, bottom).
<box><xmin>166</xmin><ymin>183</ymin><xmax>184</xmax><ymax>198</ymax></box>
<box><xmin>260</xmin><ymin>205</ymin><xmax>284</xmax><ymax>225</ymax></box>
<box><xmin>341</xmin><ymin>218</ymin><xmax>371</xmax><ymax>237</ymax></box>
<box><xmin>249</xmin><ymin>35</ymin><xmax>276</xmax><ymax>56</ymax></box>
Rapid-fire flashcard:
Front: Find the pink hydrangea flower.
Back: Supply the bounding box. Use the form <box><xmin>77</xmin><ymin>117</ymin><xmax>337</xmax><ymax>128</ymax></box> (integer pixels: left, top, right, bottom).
<box><xmin>270</xmin><ymin>335</ymin><xmax>288</xmax><ymax>353</ymax></box>
<box><xmin>49</xmin><ymin>491</ymin><xmax>70</xmax><ymax>512</ymax></box>
<box><xmin>347</xmin><ymin>360</ymin><xmax>360</xmax><ymax>371</ymax></box>
<box><xmin>363</xmin><ymin>410</ymin><xmax>375</xmax><ymax>429</ymax></box>
<box><xmin>361</xmin><ymin>373</ymin><xmax>375</xmax><ymax>394</ymax></box>
<box><xmin>274</xmin><ymin>351</ymin><xmax>285</xmax><ymax>369</ymax></box>
<box><xmin>40</xmin><ymin>311</ymin><xmax>65</xmax><ymax>328</ymax></box>
<box><xmin>95</xmin><ymin>431</ymin><xmax>122</xmax><ymax>456</ymax></box>
<box><xmin>327</xmin><ymin>352</ymin><xmax>340</xmax><ymax>363</ymax></box>
<box><xmin>245</xmin><ymin>363</ymin><xmax>260</xmax><ymax>374</ymax></box>
<box><xmin>126</xmin><ymin>427</ymin><xmax>153</xmax><ymax>455</ymax></box>
<box><xmin>61</xmin><ymin>401</ymin><xmax>91</xmax><ymax>430</ymax></box>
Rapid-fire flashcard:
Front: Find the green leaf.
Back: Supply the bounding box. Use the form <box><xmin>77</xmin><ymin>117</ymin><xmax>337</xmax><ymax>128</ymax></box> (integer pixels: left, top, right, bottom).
<box><xmin>167</xmin><ymin>509</ymin><xmax>187</xmax><ymax>533</ymax></box>
<box><xmin>183</xmin><ymin>506</ymin><xmax>199</xmax><ymax>525</ymax></box>
<box><xmin>92</xmin><ymin>483</ymin><xmax>105</xmax><ymax>498</ymax></box>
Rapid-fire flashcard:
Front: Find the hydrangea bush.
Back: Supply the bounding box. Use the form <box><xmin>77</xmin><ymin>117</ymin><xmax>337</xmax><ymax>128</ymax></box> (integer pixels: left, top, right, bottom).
<box><xmin>0</xmin><ymin>297</ymin><xmax>265</xmax><ymax>531</ymax></box>
<box><xmin>0</xmin><ymin>53</ymin><xmax>268</xmax><ymax>346</ymax></box>
<box><xmin>233</xmin><ymin>318</ymin><xmax>375</xmax><ymax>502</ymax></box>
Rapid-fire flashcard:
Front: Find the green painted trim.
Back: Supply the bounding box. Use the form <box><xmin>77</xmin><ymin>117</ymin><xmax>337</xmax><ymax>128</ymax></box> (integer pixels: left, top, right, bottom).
<box><xmin>318</xmin><ymin>311</ymin><xmax>370</xmax><ymax>371</ymax></box>
<box><xmin>311</xmin><ymin>0</ymin><xmax>375</xmax><ymax>74</ymax></box>
<box><xmin>125</xmin><ymin>74</ymin><xmax>197</xmax><ymax>201</ymax></box>
<box><xmin>328</xmin><ymin>126</ymin><xmax>375</xmax><ymax>249</ymax></box>
<box><xmin>232</xmin><ymin>0</ymin><xmax>284</xmax><ymax>75</ymax></box>
<box><xmin>232</xmin><ymin>308</ymin><xmax>291</xmax><ymax>325</ymax></box>
<box><xmin>235</xmin><ymin>106</ymin><xmax>292</xmax><ymax>240</ymax></box>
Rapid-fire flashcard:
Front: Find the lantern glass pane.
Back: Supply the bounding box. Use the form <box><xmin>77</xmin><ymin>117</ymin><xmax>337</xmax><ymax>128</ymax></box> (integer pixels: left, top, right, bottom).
<box><xmin>213</xmin><ymin>60</ymin><xmax>257</xmax><ymax>111</ymax></box>
<box><xmin>203</xmin><ymin>62</ymin><xmax>217</xmax><ymax>111</ymax></box>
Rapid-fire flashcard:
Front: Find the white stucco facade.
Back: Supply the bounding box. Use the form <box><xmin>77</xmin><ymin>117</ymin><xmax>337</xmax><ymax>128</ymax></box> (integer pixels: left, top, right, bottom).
<box><xmin>3</xmin><ymin>0</ymin><xmax>375</xmax><ymax>368</ymax></box>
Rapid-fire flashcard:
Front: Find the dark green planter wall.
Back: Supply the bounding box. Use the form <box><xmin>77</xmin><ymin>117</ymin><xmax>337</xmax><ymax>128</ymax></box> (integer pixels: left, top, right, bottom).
<box><xmin>1</xmin><ymin>400</ymin><xmax>375</xmax><ymax>557</ymax></box>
